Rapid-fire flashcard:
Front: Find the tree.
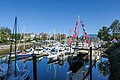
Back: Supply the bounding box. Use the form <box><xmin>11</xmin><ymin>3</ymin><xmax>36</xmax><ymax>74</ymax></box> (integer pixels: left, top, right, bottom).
<box><xmin>97</xmin><ymin>26</ymin><xmax>111</xmax><ymax>41</ymax></box>
<box><xmin>110</xmin><ymin>20</ymin><xmax>120</xmax><ymax>34</ymax></box>
<box><xmin>0</xmin><ymin>27</ymin><xmax>11</xmax><ymax>43</ymax></box>
<box><xmin>50</xmin><ymin>36</ymin><xmax>54</xmax><ymax>40</ymax></box>
<box><xmin>98</xmin><ymin>61</ymin><xmax>110</xmax><ymax>76</ymax></box>
<box><xmin>110</xmin><ymin>20</ymin><xmax>120</xmax><ymax>39</ymax></box>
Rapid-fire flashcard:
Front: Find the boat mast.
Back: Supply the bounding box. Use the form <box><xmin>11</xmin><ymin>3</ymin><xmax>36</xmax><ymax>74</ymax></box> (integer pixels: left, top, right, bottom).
<box><xmin>14</xmin><ymin>17</ymin><xmax>17</xmax><ymax>77</ymax></box>
<box><xmin>54</xmin><ymin>29</ymin><xmax>55</xmax><ymax>42</ymax></box>
<box><xmin>60</xmin><ymin>32</ymin><xmax>61</xmax><ymax>42</ymax></box>
<box><xmin>49</xmin><ymin>29</ymin><xmax>51</xmax><ymax>42</ymax></box>
<box><xmin>76</xmin><ymin>16</ymin><xmax>80</xmax><ymax>47</ymax></box>
<box><xmin>23</xmin><ymin>26</ymin><xmax>25</xmax><ymax>49</ymax></box>
<box><xmin>7</xmin><ymin>24</ymin><xmax>15</xmax><ymax>78</ymax></box>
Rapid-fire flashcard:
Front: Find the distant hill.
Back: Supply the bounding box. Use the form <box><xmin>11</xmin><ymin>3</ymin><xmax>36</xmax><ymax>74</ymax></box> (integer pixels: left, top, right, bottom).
<box><xmin>88</xmin><ymin>34</ymin><xmax>97</xmax><ymax>38</ymax></box>
<box><xmin>80</xmin><ymin>34</ymin><xmax>97</xmax><ymax>38</ymax></box>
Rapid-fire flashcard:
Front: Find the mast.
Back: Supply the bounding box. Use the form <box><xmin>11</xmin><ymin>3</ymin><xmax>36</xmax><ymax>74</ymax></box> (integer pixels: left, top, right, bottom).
<box><xmin>54</xmin><ymin>29</ymin><xmax>55</xmax><ymax>42</ymax></box>
<box><xmin>49</xmin><ymin>29</ymin><xmax>51</xmax><ymax>42</ymax></box>
<box><xmin>76</xmin><ymin>16</ymin><xmax>80</xmax><ymax>47</ymax></box>
<box><xmin>14</xmin><ymin>17</ymin><xmax>17</xmax><ymax>77</ymax></box>
<box><xmin>23</xmin><ymin>26</ymin><xmax>25</xmax><ymax>49</ymax></box>
<box><xmin>7</xmin><ymin>24</ymin><xmax>15</xmax><ymax>78</ymax></box>
<box><xmin>64</xmin><ymin>30</ymin><xmax>67</xmax><ymax>43</ymax></box>
<box><xmin>77</xmin><ymin>16</ymin><xmax>80</xmax><ymax>40</ymax></box>
<box><xmin>60</xmin><ymin>32</ymin><xmax>61</xmax><ymax>42</ymax></box>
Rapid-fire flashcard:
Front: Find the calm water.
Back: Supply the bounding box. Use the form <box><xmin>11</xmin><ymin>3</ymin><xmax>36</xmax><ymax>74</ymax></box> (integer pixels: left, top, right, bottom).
<box><xmin>87</xmin><ymin>57</ymin><xmax>109</xmax><ymax>80</ymax></box>
<box><xmin>26</xmin><ymin>58</ymin><xmax>69</xmax><ymax>80</ymax></box>
<box><xmin>0</xmin><ymin>55</ymin><xmax>109</xmax><ymax>80</ymax></box>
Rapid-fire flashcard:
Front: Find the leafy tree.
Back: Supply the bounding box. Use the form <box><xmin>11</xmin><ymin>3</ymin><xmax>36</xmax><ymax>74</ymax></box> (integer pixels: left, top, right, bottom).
<box><xmin>98</xmin><ymin>61</ymin><xmax>110</xmax><ymax>76</ymax></box>
<box><xmin>50</xmin><ymin>36</ymin><xmax>54</xmax><ymax>40</ymax></box>
<box><xmin>110</xmin><ymin>20</ymin><xmax>120</xmax><ymax>34</ymax></box>
<box><xmin>61</xmin><ymin>40</ymin><xmax>65</xmax><ymax>44</ymax></box>
<box><xmin>0</xmin><ymin>27</ymin><xmax>11</xmax><ymax>43</ymax></box>
<box><xmin>10</xmin><ymin>33</ymin><xmax>21</xmax><ymax>40</ymax></box>
<box><xmin>110</xmin><ymin>20</ymin><xmax>120</xmax><ymax>39</ymax></box>
<box><xmin>26</xmin><ymin>38</ymin><xmax>31</xmax><ymax>42</ymax></box>
<box><xmin>97</xmin><ymin>26</ymin><xmax>111</xmax><ymax>41</ymax></box>
<box><xmin>0</xmin><ymin>27</ymin><xmax>11</xmax><ymax>34</ymax></box>
<box><xmin>33</xmin><ymin>37</ymin><xmax>38</xmax><ymax>41</ymax></box>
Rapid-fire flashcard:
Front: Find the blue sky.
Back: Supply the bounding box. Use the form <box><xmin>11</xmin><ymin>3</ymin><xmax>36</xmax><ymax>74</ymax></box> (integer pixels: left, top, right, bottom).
<box><xmin>0</xmin><ymin>0</ymin><xmax>120</xmax><ymax>36</ymax></box>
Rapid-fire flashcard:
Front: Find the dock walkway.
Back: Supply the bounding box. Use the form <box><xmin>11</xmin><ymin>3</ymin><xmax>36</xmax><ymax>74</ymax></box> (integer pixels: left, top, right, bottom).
<box><xmin>72</xmin><ymin>60</ymin><xmax>96</xmax><ymax>80</ymax></box>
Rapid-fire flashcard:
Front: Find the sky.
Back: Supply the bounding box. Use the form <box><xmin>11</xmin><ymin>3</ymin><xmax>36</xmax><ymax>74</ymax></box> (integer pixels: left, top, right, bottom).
<box><xmin>0</xmin><ymin>0</ymin><xmax>120</xmax><ymax>36</ymax></box>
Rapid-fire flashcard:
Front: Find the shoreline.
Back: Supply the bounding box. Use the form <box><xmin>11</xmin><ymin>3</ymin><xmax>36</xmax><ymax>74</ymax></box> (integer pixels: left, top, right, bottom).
<box><xmin>0</xmin><ymin>43</ymin><xmax>33</xmax><ymax>55</ymax></box>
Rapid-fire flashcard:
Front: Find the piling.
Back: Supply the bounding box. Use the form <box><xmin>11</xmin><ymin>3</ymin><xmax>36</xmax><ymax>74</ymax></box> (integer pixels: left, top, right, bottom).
<box><xmin>90</xmin><ymin>47</ymin><xmax>92</xmax><ymax>80</ymax></box>
<box><xmin>32</xmin><ymin>54</ymin><xmax>37</xmax><ymax>80</ymax></box>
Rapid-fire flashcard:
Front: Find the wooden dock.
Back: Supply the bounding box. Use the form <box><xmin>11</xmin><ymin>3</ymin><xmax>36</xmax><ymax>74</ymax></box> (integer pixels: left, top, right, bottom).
<box><xmin>72</xmin><ymin>60</ymin><xmax>96</xmax><ymax>80</ymax></box>
<box><xmin>10</xmin><ymin>53</ymin><xmax>48</xmax><ymax>61</ymax></box>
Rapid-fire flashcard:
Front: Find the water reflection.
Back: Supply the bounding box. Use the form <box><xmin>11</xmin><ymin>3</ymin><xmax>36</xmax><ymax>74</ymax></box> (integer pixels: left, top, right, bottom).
<box><xmin>98</xmin><ymin>61</ymin><xmax>110</xmax><ymax>76</ymax></box>
<box><xmin>0</xmin><ymin>53</ymin><xmax>110</xmax><ymax>80</ymax></box>
<box><xmin>67</xmin><ymin>56</ymin><xmax>84</xmax><ymax>73</ymax></box>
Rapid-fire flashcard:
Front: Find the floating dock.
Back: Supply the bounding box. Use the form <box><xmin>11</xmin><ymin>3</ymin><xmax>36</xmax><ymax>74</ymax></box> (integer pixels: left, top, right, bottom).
<box><xmin>72</xmin><ymin>60</ymin><xmax>96</xmax><ymax>80</ymax></box>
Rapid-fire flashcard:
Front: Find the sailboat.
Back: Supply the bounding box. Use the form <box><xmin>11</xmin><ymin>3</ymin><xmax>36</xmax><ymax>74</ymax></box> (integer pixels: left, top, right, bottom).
<box><xmin>7</xmin><ymin>17</ymin><xmax>30</xmax><ymax>80</ymax></box>
<box><xmin>67</xmin><ymin>16</ymin><xmax>90</xmax><ymax>71</ymax></box>
<box><xmin>0</xmin><ymin>62</ymin><xmax>8</xmax><ymax>79</ymax></box>
<box><xmin>17</xmin><ymin>27</ymin><xmax>34</xmax><ymax>57</ymax></box>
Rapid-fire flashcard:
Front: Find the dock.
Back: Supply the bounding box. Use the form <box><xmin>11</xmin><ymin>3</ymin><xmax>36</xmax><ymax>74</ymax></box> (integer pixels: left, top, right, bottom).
<box><xmin>72</xmin><ymin>60</ymin><xmax>96</xmax><ymax>80</ymax></box>
<box><xmin>72</xmin><ymin>47</ymin><xmax>99</xmax><ymax>80</ymax></box>
<box><xmin>9</xmin><ymin>53</ymin><xmax>48</xmax><ymax>61</ymax></box>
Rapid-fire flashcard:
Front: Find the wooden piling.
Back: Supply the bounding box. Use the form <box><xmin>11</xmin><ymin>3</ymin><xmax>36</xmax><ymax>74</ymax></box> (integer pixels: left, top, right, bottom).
<box><xmin>32</xmin><ymin>54</ymin><xmax>37</xmax><ymax>80</ymax></box>
<box><xmin>90</xmin><ymin>47</ymin><xmax>92</xmax><ymax>80</ymax></box>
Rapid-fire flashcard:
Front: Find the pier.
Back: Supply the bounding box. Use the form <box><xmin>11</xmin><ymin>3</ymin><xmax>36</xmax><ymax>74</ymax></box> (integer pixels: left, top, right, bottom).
<box><xmin>72</xmin><ymin>60</ymin><xmax>96</xmax><ymax>80</ymax></box>
<box><xmin>67</xmin><ymin>47</ymin><xmax>100</xmax><ymax>80</ymax></box>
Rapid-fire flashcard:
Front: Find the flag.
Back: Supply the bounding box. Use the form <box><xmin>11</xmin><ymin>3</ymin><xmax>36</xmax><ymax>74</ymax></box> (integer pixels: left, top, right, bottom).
<box><xmin>85</xmin><ymin>35</ymin><xmax>89</xmax><ymax>39</ymax></box>
<box><xmin>83</xmin><ymin>28</ymin><xmax>85</xmax><ymax>31</ymax></box>
<box><xmin>86</xmin><ymin>40</ymin><xmax>89</xmax><ymax>43</ymax></box>
<box><xmin>112</xmin><ymin>38</ymin><xmax>117</xmax><ymax>43</ymax></box>
<box><xmin>73</xmin><ymin>33</ymin><xmax>76</xmax><ymax>38</ymax></box>
<box><xmin>80</xmin><ymin>20</ymin><xmax>82</xmax><ymax>23</ymax></box>
<box><xmin>69</xmin><ymin>40</ymin><xmax>73</xmax><ymax>45</ymax></box>
<box><xmin>88</xmin><ymin>42</ymin><xmax>91</xmax><ymax>47</ymax></box>
<box><xmin>74</xmin><ymin>27</ymin><xmax>77</xmax><ymax>34</ymax></box>
<box><xmin>84</xmin><ymin>31</ymin><xmax>87</xmax><ymax>35</ymax></box>
<box><xmin>81</xmin><ymin>24</ymin><xmax>84</xmax><ymax>27</ymax></box>
<box><xmin>72</xmin><ymin>33</ymin><xmax>76</xmax><ymax>41</ymax></box>
<box><xmin>76</xmin><ymin>21</ymin><xmax>78</xmax><ymax>25</ymax></box>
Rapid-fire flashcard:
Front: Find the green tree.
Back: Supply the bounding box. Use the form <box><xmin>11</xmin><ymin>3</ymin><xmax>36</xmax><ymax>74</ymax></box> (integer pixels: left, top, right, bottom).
<box><xmin>0</xmin><ymin>27</ymin><xmax>11</xmax><ymax>43</ymax></box>
<box><xmin>98</xmin><ymin>61</ymin><xmax>110</xmax><ymax>76</ymax></box>
<box><xmin>110</xmin><ymin>20</ymin><xmax>120</xmax><ymax>34</ymax></box>
<box><xmin>110</xmin><ymin>20</ymin><xmax>120</xmax><ymax>40</ymax></box>
<box><xmin>97</xmin><ymin>26</ymin><xmax>111</xmax><ymax>41</ymax></box>
<box><xmin>50</xmin><ymin>36</ymin><xmax>54</xmax><ymax>40</ymax></box>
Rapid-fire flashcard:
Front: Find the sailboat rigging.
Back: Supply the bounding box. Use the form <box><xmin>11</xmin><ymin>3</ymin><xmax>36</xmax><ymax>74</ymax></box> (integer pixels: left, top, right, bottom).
<box><xmin>6</xmin><ymin>17</ymin><xmax>30</xmax><ymax>80</ymax></box>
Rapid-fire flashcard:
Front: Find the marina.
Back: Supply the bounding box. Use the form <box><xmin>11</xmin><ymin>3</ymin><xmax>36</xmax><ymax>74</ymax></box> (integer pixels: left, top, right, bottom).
<box><xmin>0</xmin><ymin>1</ymin><xmax>120</xmax><ymax>79</ymax></box>
<box><xmin>0</xmin><ymin>16</ymin><xmax>110</xmax><ymax>80</ymax></box>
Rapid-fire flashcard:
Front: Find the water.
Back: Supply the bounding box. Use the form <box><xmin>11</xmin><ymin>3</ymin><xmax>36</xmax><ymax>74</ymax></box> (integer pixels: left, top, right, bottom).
<box><xmin>86</xmin><ymin>57</ymin><xmax>109</xmax><ymax>80</ymax></box>
<box><xmin>25</xmin><ymin>58</ymin><xmax>69</xmax><ymax>80</ymax></box>
<box><xmin>23</xmin><ymin>57</ymin><xmax>109</xmax><ymax>80</ymax></box>
<box><xmin>0</xmin><ymin>55</ymin><xmax>109</xmax><ymax>80</ymax></box>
